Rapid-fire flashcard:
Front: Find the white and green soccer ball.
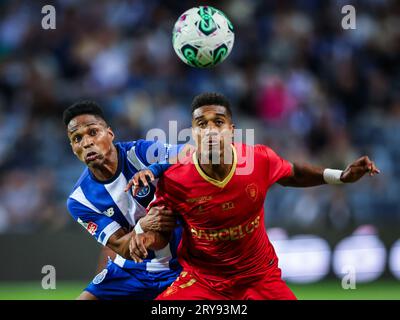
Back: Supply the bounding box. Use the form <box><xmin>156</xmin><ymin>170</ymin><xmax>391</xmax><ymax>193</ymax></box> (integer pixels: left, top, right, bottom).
<box><xmin>172</xmin><ymin>6</ymin><xmax>235</xmax><ymax>68</ymax></box>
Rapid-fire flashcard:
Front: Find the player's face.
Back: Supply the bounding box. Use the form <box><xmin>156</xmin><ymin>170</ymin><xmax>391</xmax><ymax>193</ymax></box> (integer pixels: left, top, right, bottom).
<box><xmin>67</xmin><ymin>114</ymin><xmax>115</xmax><ymax>167</ymax></box>
<box><xmin>192</xmin><ymin>105</ymin><xmax>234</xmax><ymax>164</ymax></box>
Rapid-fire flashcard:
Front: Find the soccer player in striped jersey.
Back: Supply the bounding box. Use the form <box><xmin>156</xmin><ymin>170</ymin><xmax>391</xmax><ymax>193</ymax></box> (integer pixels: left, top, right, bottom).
<box><xmin>63</xmin><ymin>100</ymin><xmax>182</xmax><ymax>300</ymax></box>
<box><xmin>128</xmin><ymin>92</ymin><xmax>380</xmax><ymax>300</ymax></box>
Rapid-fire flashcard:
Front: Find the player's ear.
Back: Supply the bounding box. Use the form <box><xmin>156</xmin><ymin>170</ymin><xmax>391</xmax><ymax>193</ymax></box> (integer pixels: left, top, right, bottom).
<box><xmin>71</xmin><ymin>144</ymin><xmax>78</xmax><ymax>156</ymax></box>
<box><xmin>230</xmin><ymin>123</ymin><xmax>235</xmax><ymax>143</ymax></box>
<box><xmin>229</xmin><ymin>122</ymin><xmax>235</xmax><ymax>135</ymax></box>
<box><xmin>191</xmin><ymin>127</ymin><xmax>201</xmax><ymax>146</ymax></box>
<box><xmin>107</xmin><ymin>127</ymin><xmax>115</xmax><ymax>141</ymax></box>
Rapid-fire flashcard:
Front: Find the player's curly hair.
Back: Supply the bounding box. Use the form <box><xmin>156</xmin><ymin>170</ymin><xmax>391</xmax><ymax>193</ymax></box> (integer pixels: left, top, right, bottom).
<box><xmin>63</xmin><ymin>100</ymin><xmax>107</xmax><ymax>126</ymax></box>
<box><xmin>191</xmin><ymin>92</ymin><xmax>232</xmax><ymax>118</ymax></box>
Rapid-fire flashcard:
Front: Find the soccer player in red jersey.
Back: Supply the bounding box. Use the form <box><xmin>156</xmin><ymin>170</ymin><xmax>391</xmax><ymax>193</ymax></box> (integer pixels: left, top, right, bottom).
<box><xmin>127</xmin><ymin>92</ymin><xmax>380</xmax><ymax>300</ymax></box>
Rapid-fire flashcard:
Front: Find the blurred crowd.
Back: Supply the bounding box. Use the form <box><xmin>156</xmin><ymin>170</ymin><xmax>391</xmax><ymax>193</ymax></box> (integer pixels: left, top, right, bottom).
<box><xmin>0</xmin><ymin>0</ymin><xmax>399</xmax><ymax>238</ymax></box>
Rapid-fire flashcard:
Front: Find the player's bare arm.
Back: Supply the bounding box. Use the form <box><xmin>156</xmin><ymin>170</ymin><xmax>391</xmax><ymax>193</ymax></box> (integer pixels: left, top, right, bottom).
<box><xmin>106</xmin><ymin>228</ymin><xmax>140</xmax><ymax>260</ymax></box>
<box><xmin>127</xmin><ymin>205</ymin><xmax>177</xmax><ymax>262</ymax></box>
<box><xmin>278</xmin><ymin>156</ymin><xmax>380</xmax><ymax>187</ymax></box>
<box><xmin>139</xmin><ymin>205</ymin><xmax>177</xmax><ymax>232</ymax></box>
<box><xmin>106</xmin><ymin>206</ymin><xmax>175</xmax><ymax>260</ymax></box>
<box><xmin>129</xmin><ymin>205</ymin><xmax>177</xmax><ymax>262</ymax></box>
<box><xmin>129</xmin><ymin>230</ymin><xmax>172</xmax><ymax>263</ymax></box>
<box><xmin>105</xmin><ymin>225</ymin><xmax>169</xmax><ymax>262</ymax></box>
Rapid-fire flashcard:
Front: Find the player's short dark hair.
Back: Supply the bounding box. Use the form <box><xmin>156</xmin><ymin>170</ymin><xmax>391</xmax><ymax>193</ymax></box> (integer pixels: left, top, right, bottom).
<box><xmin>63</xmin><ymin>100</ymin><xmax>107</xmax><ymax>126</ymax></box>
<box><xmin>191</xmin><ymin>92</ymin><xmax>232</xmax><ymax>119</ymax></box>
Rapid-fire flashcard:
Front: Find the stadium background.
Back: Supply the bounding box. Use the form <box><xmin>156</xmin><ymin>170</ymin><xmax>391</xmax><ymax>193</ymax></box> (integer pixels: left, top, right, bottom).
<box><xmin>0</xmin><ymin>0</ymin><xmax>399</xmax><ymax>299</ymax></box>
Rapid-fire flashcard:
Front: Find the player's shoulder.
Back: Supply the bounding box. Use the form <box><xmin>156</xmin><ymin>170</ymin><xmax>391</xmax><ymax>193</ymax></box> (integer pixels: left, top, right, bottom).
<box><xmin>162</xmin><ymin>146</ymin><xmax>196</xmax><ymax>178</ymax></box>
<box><xmin>67</xmin><ymin>168</ymin><xmax>91</xmax><ymax>208</ymax></box>
<box><xmin>115</xmin><ymin>140</ymin><xmax>137</xmax><ymax>153</ymax></box>
<box><xmin>67</xmin><ymin>169</ymin><xmax>102</xmax><ymax>216</ymax></box>
<box><xmin>116</xmin><ymin>139</ymin><xmax>155</xmax><ymax>153</ymax></box>
<box><xmin>254</xmin><ymin>143</ymin><xmax>274</xmax><ymax>155</ymax></box>
<box><xmin>70</xmin><ymin>168</ymin><xmax>91</xmax><ymax>195</ymax></box>
<box><xmin>234</xmin><ymin>143</ymin><xmax>282</xmax><ymax>167</ymax></box>
<box><xmin>233</xmin><ymin>142</ymin><xmax>272</xmax><ymax>156</ymax></box>
<box><xmin>117</xmin><ymin>140</ymin><xmax>149</xmax><ymax>169</ymax></box>
<box><xmin>119</xmin><ymin>139</ymin><xmax>171</xmax><ymax>167</ymax></box>
<box><xmin>253</xmin><ymin>143</ymin><xmax>290</xmax><ymax>166</ymax></box>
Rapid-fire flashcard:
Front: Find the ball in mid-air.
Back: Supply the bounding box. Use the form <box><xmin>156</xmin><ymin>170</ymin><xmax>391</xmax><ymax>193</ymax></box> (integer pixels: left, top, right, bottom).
<box><xmin>172</xmin><ymin>6</ymin><xmax>234</xmax><ymax>68</ymax></box>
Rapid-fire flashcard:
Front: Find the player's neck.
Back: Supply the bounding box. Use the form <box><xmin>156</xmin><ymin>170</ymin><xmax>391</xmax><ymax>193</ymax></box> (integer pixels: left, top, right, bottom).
<box><xmin>198</xmin><ymin>151</ymin><xmax>234</xmax><ymax>182</ymax></box>
<box><xmin>89</xmin><ymin>145</ymin><xmax>119</xmax><ymax>181</ymax></box>
<box><xmin>200</xmin><ymin>163</ymin><xmax>233</xmax><ymax>182</ymax></box>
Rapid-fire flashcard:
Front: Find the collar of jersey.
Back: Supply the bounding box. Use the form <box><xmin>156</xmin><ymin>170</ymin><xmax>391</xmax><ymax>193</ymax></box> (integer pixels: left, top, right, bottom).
<box><xmin>192</xmin><ymin>144</ymin><xmax>237</xmax><ymax>188</ymax></box>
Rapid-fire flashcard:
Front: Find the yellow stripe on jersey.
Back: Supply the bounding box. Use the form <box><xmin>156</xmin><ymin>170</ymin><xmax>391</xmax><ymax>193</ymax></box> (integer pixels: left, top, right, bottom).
<box><xmin>192</xmin><ymin>144</ymin><xmax>237</xmax><ymax>188</ymax></box>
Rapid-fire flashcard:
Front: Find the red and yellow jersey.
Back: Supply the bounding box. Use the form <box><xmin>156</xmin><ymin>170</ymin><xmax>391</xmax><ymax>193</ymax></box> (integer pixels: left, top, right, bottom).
<box><xmin>150</xmin><ymin>143</ymin><xmax>292</xmax><ymax>284</ymax></box>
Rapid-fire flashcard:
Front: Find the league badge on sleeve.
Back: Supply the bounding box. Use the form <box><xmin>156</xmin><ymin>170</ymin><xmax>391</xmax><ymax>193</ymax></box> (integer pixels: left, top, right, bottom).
<box><xmin>92</xmin><ymin>269</ymin><xmax>108</xmax><ymax>285</ymax></box>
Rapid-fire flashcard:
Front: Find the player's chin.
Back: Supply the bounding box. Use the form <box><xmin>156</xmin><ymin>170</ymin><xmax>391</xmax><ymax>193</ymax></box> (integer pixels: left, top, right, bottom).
<box><xmin>209</xmin><ymin>150</ymin><xmax>224</xmax><ymax>163</ymax></box>
<box><xmin>205</xmin><ymin>142</ymin><xmax>222</xmax><ymax>153</ymax></box>
<box><xmin>85</xmin><ymin>157</ymin><xmax>103</xmax><ymax>166</ymax></box>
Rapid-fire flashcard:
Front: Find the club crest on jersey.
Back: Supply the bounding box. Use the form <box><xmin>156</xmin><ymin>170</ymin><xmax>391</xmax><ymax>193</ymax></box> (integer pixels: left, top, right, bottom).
<box><xmin>136</xmin><ymin>186</ymin><xmax>151</xmax><ymax>198</ymax></box>
<box><xmin>246</xmin><ymin>183</ymin><xmax>258</xmax><ymax>202</ymax></box>
<box><xmin>103</xmin><ymin>207</ymin><xmax>114</xmax><ymax>217</ymax></box>
<box><xmin>93</xmin><ymin>269</ymin><xmax>108</xmax><ymax>285</ymax></box>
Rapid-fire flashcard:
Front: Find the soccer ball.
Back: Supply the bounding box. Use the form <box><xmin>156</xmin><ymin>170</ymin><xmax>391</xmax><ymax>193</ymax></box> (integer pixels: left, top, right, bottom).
<box><xmin>172</xmin><ymin>6</ymin><xmax>234</xmax><ymax>68</ymax></box>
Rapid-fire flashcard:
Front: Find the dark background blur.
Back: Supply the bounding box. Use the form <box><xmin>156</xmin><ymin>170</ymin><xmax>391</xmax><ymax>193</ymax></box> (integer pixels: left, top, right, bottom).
<box><xmin>0</xmin><ymin>0</ymin><xmax>399</xmax><ymax>283</ymax></box>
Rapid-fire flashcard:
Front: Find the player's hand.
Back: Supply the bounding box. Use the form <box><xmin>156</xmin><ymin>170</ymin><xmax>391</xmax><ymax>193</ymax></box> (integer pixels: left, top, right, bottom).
<box><xmin>139</xmin><ymin>206</ymin><xmax>177</xmax><ymax>232</ymax></box>
<box><xmin>340</xmin><ymin>156</ymin><xmax>380</xmax><ymax>183</ymax></box>
<box><xmin>129</xmin><ymin>233</ymin><xmax>152</xmax><ymax>263</ymax></box>
<box><xmin>124</xmin><ymin>169</ymin><xmax>155</xmax><ymax>196</ymax></box>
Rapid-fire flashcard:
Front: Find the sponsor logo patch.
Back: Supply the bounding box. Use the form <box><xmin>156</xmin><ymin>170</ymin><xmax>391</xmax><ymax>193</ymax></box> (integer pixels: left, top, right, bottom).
<box><xmin>186</xmin><ymin>195</ymin><xmax>212</xmax><ymax>204</ymax></box>
<box><xmin>222</xmin><ymin>202</ymin><xmax>235</xmax><ymax>211</ymax></box>
<box><xmin>103</xmin><ymin>207</ymin><xmax>114</xmax><ymax>217</ymax></box>
<box><xmin>77</xmin><ymin>218</ymin><xmax>98</xmax><ymax>236</ymax></box>
<box><xmin>87</xmin><ymin>222</ymin><xmax>98</xmax><ymax>235</ymax></box>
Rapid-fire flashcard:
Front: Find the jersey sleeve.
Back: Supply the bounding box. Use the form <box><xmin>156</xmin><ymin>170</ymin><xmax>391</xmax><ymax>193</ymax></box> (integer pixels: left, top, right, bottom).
<box><xmin>147</xmin><ymin>176</ymin><xmax>180</xmax><ymax>210</ymax></box>
<box><xmin>257</xmin><ymin>145</ymin><xmax>293</xmax><ymax>186</ymax></box>
<box><xmin>67</xmin><ymin>197</ymin><xmax>121</xmax><ymax>246</ymax></box>
<box><xmin>133</xmin><ymin>140</ymin><xmax>185</xmax><ymax>178</ymax></box>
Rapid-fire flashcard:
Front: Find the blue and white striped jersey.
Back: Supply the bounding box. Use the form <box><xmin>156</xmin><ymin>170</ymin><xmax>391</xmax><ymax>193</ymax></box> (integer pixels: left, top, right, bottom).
<box><xmin>67</xmin><ymin>140</ymin><xmax>182</xmax><ymax>272</ymax></box>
